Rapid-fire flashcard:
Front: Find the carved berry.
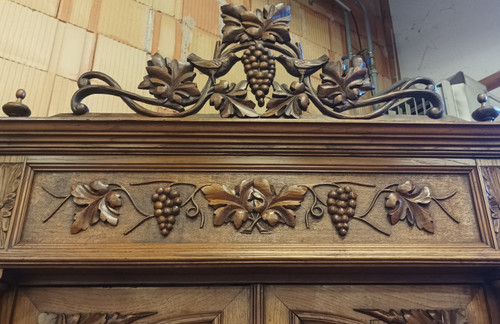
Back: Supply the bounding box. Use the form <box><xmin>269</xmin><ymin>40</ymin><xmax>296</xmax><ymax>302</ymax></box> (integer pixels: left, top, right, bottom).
<box><xmin>327</xmin><ymin>185</ymin><xmax>357</xmax><ymax>237</ymax></box>
<box><xmin>153</xmin><ymin>186</ymin><xmax>183</xmax><ymax>237</ymax></box>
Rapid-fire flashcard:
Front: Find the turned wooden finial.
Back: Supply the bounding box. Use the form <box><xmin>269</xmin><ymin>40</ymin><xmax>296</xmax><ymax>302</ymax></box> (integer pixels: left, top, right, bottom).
<box><xmin>472</xmin><ymin>93</ymin><xmax>500</xmax><ymax>122</ymax></box>
<box><xmin>2</xmin><ymin>89</ymin><xmax>31</xmax><ymax>117</ymax></box>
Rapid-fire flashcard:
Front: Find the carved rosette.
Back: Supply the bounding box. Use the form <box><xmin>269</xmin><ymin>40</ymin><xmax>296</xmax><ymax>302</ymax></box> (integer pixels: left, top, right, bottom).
<box><xmin>355</xmin><ymin>308</ymin><xmax>468</xmax><ymax>324</ymax></box>
<box><xmin>0</xmin><ymin>163</ymin><xmax>22</xmax><ymax>248</ymax></box>
<box><xmin>43</xmin><ymin>177</ymin><xmax>459</xmax><ymax>239</ymax></box>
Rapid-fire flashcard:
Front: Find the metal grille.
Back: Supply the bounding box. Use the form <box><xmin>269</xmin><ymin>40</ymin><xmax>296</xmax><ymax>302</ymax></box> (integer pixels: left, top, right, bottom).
<box><xmin>383</xmin><ymin>72</ymin><xmax>500</xmax><ymax>120</ymax></box>
<box><xmin>386</xmin><ymin>96</ymin><xmax>433</xmax><ymax>116</ymax></box>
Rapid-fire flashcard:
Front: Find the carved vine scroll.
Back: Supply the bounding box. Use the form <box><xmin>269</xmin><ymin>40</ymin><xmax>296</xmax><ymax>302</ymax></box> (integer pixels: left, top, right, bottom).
<box><xmin>43</xmin><ymin>178</ymin><xmax>458</xmax><ymax>239</ymax></box>
<box><xmin>38</xmin><ymin>312</ymin><xmax>156</xmax><ymax>324</ymax></box>
<box><xmin>70</xmin><ymin>3</ymin><xmax>443</xmax><ymax>119</ymax></box>
<box><xmin>355</xmin><ymin>308</ymin><xmax>468</xmax><ymax>324</ymax></box>
<box><xmin>0</xmin><ymin>163</ymin><xmax>22</xmax><ymax>248</ymax></box>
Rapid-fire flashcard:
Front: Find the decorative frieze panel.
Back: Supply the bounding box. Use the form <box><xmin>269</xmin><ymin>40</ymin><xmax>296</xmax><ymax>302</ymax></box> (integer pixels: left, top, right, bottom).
<box><xmin>42</xmin><ymin>177</ymin><xmax>457</xmax><ymax>239</ymax></box>
<box><xmin>20</xmin><ymin>171</ymin><xmax>480</xmax><ymax>245</ymax></box>
<box><xmin>0</xmin><ymin>163</ymin><xmax>22</xmax><ymax>248</ymax></box>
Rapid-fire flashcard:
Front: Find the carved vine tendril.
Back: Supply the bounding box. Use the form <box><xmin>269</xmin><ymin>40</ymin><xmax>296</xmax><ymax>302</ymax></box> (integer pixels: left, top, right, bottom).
<box><xmin>70</xmin><ymin>3</ymin><xmax>443</xmax><ymax>119</ymax></box>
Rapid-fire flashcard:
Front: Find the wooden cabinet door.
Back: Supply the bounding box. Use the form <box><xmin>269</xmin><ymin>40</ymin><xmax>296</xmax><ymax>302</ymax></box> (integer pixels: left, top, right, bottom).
<box><xmin>265</xmin><ymin>285</ymin><xmax>491</xmax><ymax>324</ymax></box>
<box><xmin>8</xmin><ymin>286</ymin><xmax>250</xmax><ymax>324</ymax></box>
<box><xmin>3</xmin><ymin>284</ymin><xmax>496</xmax><ymax>323</ymax></box>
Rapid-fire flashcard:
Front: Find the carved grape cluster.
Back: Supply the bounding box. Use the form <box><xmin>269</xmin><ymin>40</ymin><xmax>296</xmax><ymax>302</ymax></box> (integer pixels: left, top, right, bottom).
<box><xmin>327</xmin><ymin>186</ymin><xmax>357</xmax><ymax>236</ymax></box>
<box><xmin>242</xmin><ymin>43</ymin><xmax>276</xmax><ymax>107</ymax></box>
<box><xmin>152</xmin><ymin>187</ymin><xmax>182</xmax><ymax>236</ymax></box>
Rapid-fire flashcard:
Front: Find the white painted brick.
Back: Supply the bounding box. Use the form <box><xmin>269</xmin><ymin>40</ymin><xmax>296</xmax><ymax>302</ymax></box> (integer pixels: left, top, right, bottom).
<box><xmin>0</xmin><ymin>0</ymin><xmax>58</xmax><ymax>71</ymax></box>
<box><xmin>98</xmin><ymin>0</ymin><xmax>151</xmax><ymax>50</ymax></box>
<box><xmin>11</xmin><ymin>0</ymin><xmax>59</xmax><ymax>16</ymax></box>
<box><xmin>153</xmin><ymin>0</ymin><xmax>176</xmax><ymax>17</ymax></box>
<box><xmin>60</xmin><ymin>0</ymin><xmax>94</xmax><ymax>29</ymax></box>
<box><xmin>47</xmin><ymin>75</ymin><xmax>78</xmax><ymax>116</ymax></box>
<box><xmin>89</xmin><ymin>35</ymin><xmax>149</xmax><ymax>113</ymax></box>
<box><xmin>55</xmin><ymin>23</ymin><xmax>96</xmax><ymax>80</ymax></box>
<box><xmin>157</xmin><ymin>13</ymin><xmax>177</xmax><ymax>58</ymax></box>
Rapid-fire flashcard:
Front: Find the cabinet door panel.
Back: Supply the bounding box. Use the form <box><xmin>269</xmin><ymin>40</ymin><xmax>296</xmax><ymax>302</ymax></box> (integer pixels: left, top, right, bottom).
<box><xmin>10</xmin><ymin>286</ymin><xmax>250</xmax><ymax>324</ymax></box>
<box><xmin>265</xmin><ymin>285</ymin><xmax>489</xmax><ymax>324</ymax></box>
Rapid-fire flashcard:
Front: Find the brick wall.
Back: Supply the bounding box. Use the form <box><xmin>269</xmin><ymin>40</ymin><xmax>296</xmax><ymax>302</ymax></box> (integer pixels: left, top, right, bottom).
<box><xmin>0</xmin><ymin>0</ymin><xmax>397</xmax><ymax>117</ymax></box>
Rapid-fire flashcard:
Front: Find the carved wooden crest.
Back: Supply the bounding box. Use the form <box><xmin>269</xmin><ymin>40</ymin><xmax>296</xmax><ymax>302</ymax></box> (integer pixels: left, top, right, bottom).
<box><xmin>70</xmin><ymin>3</ymin><xmax>443</xmax><ymax>119</ymax></box>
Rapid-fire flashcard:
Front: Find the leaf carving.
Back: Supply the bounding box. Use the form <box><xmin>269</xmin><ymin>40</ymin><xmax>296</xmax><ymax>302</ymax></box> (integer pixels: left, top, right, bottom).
<box><xmin>0</xmin><ymin>164</ymin><xmax>22</xmax><ymax>248</ymax></box>
<box><xmin>264</xmin><ymin>182</ymin><xmax>307</xmax><ymax>227</ymax></box>
<box><xmin>38</xmin><ymin>312</ymin><xmax>156</xmax><ymax>324</ymax></box>
<box><xmin>221</xmin><ymin>5</ymin><xmax>247</xmax><ymax>44</ymax></box>
<box><xmin>385</xmin><ymin>181</ymin><xmax>434</xmax><ymax>233</ymax></box>
<box><xmin>70</xmin><ymin>180</ymin><xmax>122</xmax><ymax>234</ymax></box>
<box><xmin>220</xmin><ymin>3</ymin><xmax>291</xmax><ymax>44</ymax></box>
<box><xmin>202</xmin><ymin>178</ymin><xmax>306</xmax><ymax>231</ymax></box>
<box><xmin>210</xmin><ymin>80</ymin><xmax>258</xmax><ymax>118</ymax></box>
<box><xmin>317</xmin><ymin>55</ymin><xmax>373</xmax><ymax>107</ymax></box>
<box><xmin>482</xmin><ymin>167</ymin><xmax>500</xmax><ymax>234</ymax></box>
<box><xmin>263</xmin><ymin>81</ymin><xmax>309</xmax><ymax>118</ymax></box>
<box><xmin>354</xmin><ymin>308</ymin><xmax>468</xmax><ymax>324</ymax></box>
<box><xmin>138</xmin><ymin>53</ymin><xmax>200</xmax><ymax>106</ymax></box>
<box><xmin>202</xmin><ymin>182</ymin><xmax>249</xmax><ymax>228</ymax></box>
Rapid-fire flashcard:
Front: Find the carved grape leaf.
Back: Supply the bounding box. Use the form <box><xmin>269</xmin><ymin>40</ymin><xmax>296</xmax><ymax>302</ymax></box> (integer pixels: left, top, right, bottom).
<box><xmin>317</xmin><ymin>55</ymin><xmax>373</xmax><ymax>106</ymax></box>
<box><xmin>201</xmin><ymin>178</ymin><xmax>306</xmax><ymax>229</ymax></box>
<box><xmin>385</xmin><ymin>180</ymin><xmax>434</xmax><ymax>233</ymax></box>
<box><xmin>70</xmin><ymin>180</ymin><xmax>122</xmax><ymax>234</ymax></box>
<box><xmin>210</xmin><ymin>80</ymin><xmax>258</xmax><ymax>118</ymax></box>
<box><xmin>202</xmin><ymin>181</ymin><xmax>250</xmax><ymax>229</ymax></box>
<box><xmin>252</xmin><ymin>178</ymin><xmax>307</xmax><ymax>227</ymax></box>
<box><xmin>355</xmin><ymin>309</ymin><xmax>468</xmax><ymax>324</ymax></box>
<box><xmin>263</xmin><ymin>81</ymin><xmax>309</xmax><ymax>118</ymax></box>
<box><xmin>138</xmin><ymin>53</ymin><xmax>200</xmax><ymax>105</ymax></box>
<box><xmin>220</xmin><ymin>4</ymin><xmax>291</xmax><ymax>44</ymax></box>
<box><xmin>221</xmin><ymin>5</ymin><xmax>248</xmax><ymax>44</ymax></box>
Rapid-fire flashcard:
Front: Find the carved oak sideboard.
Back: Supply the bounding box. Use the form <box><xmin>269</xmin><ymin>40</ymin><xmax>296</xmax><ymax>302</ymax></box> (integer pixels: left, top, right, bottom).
<box><xmin>0</xmin><ymin>115</ymin><xmax>499</xmax><ymax>323</ymax></box>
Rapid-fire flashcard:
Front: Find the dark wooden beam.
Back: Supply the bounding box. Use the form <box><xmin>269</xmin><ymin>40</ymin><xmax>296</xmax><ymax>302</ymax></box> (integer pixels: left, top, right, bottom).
<box><xmin>480</xmin><ymin>70</ymin><xmax>500</xmax><ymax>91</ymax></box>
